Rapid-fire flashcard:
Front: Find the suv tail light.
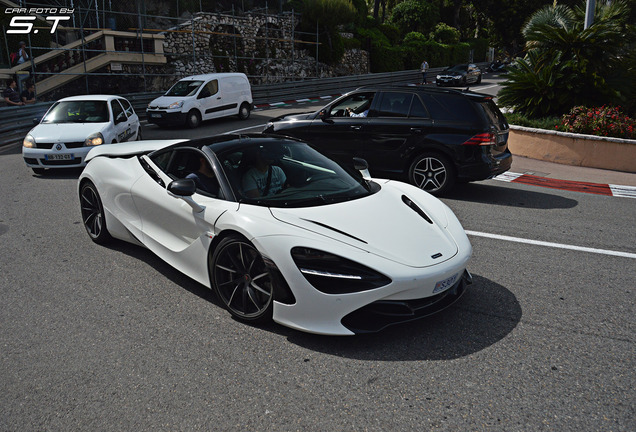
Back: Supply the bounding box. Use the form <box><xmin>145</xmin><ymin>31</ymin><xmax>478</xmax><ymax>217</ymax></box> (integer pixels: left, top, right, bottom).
<box><xmin>462</xmin><ymin>132</ymin><xmax>495</xmax><ymax>146</ymax></box>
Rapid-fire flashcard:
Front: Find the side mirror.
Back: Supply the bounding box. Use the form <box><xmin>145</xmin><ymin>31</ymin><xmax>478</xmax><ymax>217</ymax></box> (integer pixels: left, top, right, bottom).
<box><xmin>319</xmin><ymin>109</ymin><xmax>333</xmax><ymax>124</ymax></box>
<box><xmin>167</xmin><ymin>179</ymin><xmax>205</xmax><ymax>212</ymax></box>
<box><xmin>168</xmin><ymin>178</ymin><xmax>196</xmax><ymax>196</ymax></box>
<box><xmin>352</xmin><ymin>157</ymin><xmax>371</xmax><ymax>179</ymax></box>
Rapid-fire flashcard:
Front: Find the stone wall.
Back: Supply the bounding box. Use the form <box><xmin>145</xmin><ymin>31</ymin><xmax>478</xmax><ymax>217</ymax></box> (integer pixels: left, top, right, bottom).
<box><xmin>161</xmin><ymin>12</ymin><xmax>368</xmax><ymax>85</ymax></box>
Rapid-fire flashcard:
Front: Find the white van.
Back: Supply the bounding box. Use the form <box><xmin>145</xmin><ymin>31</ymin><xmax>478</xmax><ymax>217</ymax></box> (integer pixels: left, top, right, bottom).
<box><xmin>146</xmin><ymin>73</ymin><xmax>253</xmax><ymax>128</ymax></box>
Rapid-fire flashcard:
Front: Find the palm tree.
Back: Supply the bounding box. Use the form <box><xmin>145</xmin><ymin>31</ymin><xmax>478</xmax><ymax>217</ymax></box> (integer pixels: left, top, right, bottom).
<box><xmin>499</xmin><ymin>0</ymin><xmax>635</xmax><ymax>117</ymax></box>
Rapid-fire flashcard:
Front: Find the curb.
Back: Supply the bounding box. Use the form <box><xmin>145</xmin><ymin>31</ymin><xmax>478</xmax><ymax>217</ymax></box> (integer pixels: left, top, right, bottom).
<box><xmin>494</xmin><ymin>172</ymin><xmax>636</xmax><ymax>199</ymax></box>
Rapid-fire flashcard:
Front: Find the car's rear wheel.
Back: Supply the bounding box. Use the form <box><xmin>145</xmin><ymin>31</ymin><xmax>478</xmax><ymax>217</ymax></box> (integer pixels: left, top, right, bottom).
<box><xmin>211</xmin><ymin>234</ymin><xmax>273</xmax><ymax>323</ymax></box>
<box><xmin>237</xmin><ymin>102</ymin><xmax>251</xmax><ymax>120</ymax></box>
<box><xmin>409</xmin><ymin>153</ymin><xmax>456</xmax><ymax>196</ymax></box>
<box><xmin>186</xmin><ymin>110</ymin><xmax>201</xmax><ymax>128</ymax></box>
<box><xmin>31</xmin><ymin>167</ymin><xmax>45</xmax><ymax>175</ymax></box>
<box><xmin>80</xmin><ymin>181</ymin><xmax>112</xmax><ymax>244</ymax></box>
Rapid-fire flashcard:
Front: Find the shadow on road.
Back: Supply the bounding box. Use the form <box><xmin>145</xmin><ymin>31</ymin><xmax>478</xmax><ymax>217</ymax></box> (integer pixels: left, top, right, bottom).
<box><xmin>446</xmin><ymin>181</ymin><xmax>579</xmax><ymax>210</ymax></box>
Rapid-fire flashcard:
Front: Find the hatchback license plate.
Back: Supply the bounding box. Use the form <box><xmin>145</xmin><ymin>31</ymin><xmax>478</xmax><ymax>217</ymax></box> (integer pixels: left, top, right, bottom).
<box><xmin>46</xmin><ymin>154</ymin><xmax>73</xmax><ymax>160</ymax></box>
<box><xmin>150</xmin><ymin>113</ymin><xmax>161</xmax><ymax>118</ymax></box>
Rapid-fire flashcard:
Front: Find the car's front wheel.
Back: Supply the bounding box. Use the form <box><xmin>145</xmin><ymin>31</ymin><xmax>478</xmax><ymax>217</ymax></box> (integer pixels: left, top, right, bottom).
<box><xmin>186</xmin><ymin>110</ymin><xmax>201</xmax><ymax>128</ymax></box>
<box><xmin>79</xmin><ymin>181</ymin><xmax>112</xmax><ymax>244</ymax></box>
<box><xmin>409</xmin><ymin>153</ymin><xmax>456</xmax><ymax>196</ymax></box>
<box><xmin>211</xmin><ymin>234</ymin><xmax>273</xmax><ymax>323</ymax></box>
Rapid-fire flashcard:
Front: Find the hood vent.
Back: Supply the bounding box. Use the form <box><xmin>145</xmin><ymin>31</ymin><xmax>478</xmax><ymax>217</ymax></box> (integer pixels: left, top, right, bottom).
<box><xmin>402</xmin><ymin>195</ymin><xmax>433</xmax><ymax>224</ymax></box>
<box><xmin>302</xmin><ymin>219</ymin><xmax>367</xmax><ymax>244</ymax></box>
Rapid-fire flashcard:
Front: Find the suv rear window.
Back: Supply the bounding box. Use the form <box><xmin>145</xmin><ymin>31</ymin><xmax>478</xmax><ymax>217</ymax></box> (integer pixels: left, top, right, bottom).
<box><xmin>420</xmin><ymin>93</ymin><xmax>477</xmax><ymax>122</ymax></box>
<box><xmin>477</xmin><ymin>99</ymin><xmax>508</xmax><ymax>129</ymax></box>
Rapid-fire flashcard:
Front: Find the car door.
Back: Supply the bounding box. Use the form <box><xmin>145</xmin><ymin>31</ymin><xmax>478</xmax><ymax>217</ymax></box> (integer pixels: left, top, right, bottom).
<box><xmin>109</xmin><ymin>99</ymin><xmax>131</xmax><ymax>143</ymax></box>
<box><xmin>306</xmin><ymin>92</ymin><xmax>375</xmax><ymax>165</ymax></box>
<box><xmin>197</xmin><ymin>79</ymin><xmax>226</xmax><ymax>121</ymax></box>
<box><xmin>130</xmin><ymin>150</ymin><xmax>238</xmax><ymax>285</ymax></box>
<box><xmin>117</xmin><ymin>98</ymin><xmax>139</xmax><ymax>140</ymax></box>
<box><xmin>361</xmin><ymin>91</ymin><xmax>433</xmax><ymax>177</ymax></box>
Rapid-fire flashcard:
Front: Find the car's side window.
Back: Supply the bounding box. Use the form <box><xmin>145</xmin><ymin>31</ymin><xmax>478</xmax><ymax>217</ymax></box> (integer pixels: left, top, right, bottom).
<box><xmin>420</xmin><ymin>94</ymin><xmax>477</xmax><ymax>122</ymax></box>
<box><xmin>198</xmin><ymin>80</ymin><xmax>219</xmax><ymax>99</ymax></box>
<box><xmin>167</xmin><ymin>149</ymin><xmax>221</xmax><ymax>197</ymax></box>
<box><xmin>111</xmin><ymin>100</ymin><xmax>127</xmax><ymax>123</ymax></box>
<box><xmin>150</xmin><ymin>150</ymin><xmax>173</xmax><ymax>172</ymax></box>
<box><xmin>119</xmin><ymin>98</ymin><xmax>135</xmax><ymax>118</ymax></box>
<box><xmin>377</xmin><ymin>92</ymin><xmax>412</xmax><ymax>118</ymax></box>
<box><xmin>409</xmin><ymin>95</ymin><xmax>430</xmax><ymax>118</ymax></box>
<box><xmin>328</xmin><ymin>92</ymin><xmax>375</xmax><ymax>117</ymax></box>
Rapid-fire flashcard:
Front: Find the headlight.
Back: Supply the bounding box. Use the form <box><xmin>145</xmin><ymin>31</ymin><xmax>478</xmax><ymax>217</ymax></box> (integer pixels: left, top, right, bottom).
<box><xmin>436</xmin><ymin>75</ymin><xmax>441</xmax><ymax>79</ymax></box>
<box><xmin>85</xmin><ymin>132</ymin><xmax>104</xmax><ymax>146</ymax></box>
<box><xmin>291</xmin><ymin>247</ymin><xmax>391</xmax><ymax>294</ymax></box>
<box><xmin>168</xmin><ymin>100</ymin><xmax>184</xmax><ymax>110</ymax></box>
<box><xmin>23</xmin><ymin>135</ymin><xmax>35</xmax><ymax>148</ymax></box>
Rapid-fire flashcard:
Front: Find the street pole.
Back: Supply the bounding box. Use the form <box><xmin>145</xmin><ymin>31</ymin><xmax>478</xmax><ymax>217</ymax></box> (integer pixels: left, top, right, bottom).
<box><xmin>584</xmin><ymin>0</ymin><xmax>595</xmax><ymax>29</ymax></box>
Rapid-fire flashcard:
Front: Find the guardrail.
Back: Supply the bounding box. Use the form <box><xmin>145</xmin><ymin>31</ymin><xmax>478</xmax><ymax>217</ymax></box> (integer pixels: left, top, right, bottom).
<box><xmin>0</xmin><ymin>64</ymin><xmax>487</xmax><ymax>150</ymax></box>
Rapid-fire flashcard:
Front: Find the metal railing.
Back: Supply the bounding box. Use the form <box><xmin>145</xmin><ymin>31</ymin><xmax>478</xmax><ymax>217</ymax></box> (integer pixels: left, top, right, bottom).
<box><xmin>0</xmin><ymin>64</ymin><xmax>487</xmax><ymax>150</ymax></box>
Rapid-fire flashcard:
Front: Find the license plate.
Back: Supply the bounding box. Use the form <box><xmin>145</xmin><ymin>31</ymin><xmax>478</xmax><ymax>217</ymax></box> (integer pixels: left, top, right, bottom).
<box><xmin>150</xmin><ymin>113</ymin><xmax>161</xmax><ymax>118</ymax></box>
<box><xmin>433</xmin><ymin>273</ymin><xmax>459</xmax><ymax>294</ymax></box>
<box><xmin>45</xmin><ymin>154</ymin><xmax>74</xmax><ymax>160</ymax></box>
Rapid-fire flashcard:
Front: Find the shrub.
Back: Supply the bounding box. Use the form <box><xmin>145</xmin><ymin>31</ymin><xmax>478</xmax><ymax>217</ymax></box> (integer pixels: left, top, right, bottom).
<box><xmin>430</xmin><ymin>23</ymin><xmax>460</xmax><ymax>44</ymax></box>
<box><xmin>559</xmin><ymin>105</ymin><xmax>636</xmax><ymax>139</ymax></box>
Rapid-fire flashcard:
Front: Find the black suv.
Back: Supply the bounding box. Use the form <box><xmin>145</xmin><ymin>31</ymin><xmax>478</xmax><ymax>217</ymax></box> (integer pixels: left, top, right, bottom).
<box><xmin>263</xmin><ymin>86</ymin><xmax>512</xmax><ymax>195</ymax></box>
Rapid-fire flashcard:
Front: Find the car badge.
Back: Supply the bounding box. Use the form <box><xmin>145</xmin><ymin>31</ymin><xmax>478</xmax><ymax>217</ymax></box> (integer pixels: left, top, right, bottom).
<box><xmin>56</xmin><ymin>143</ymin><xmax>62</xmax><ymax>150</ymax></box>
<box><xmin>431</xmin><ymin>253</ymin><xmax>443</xmax><ymax>259</ymax></box>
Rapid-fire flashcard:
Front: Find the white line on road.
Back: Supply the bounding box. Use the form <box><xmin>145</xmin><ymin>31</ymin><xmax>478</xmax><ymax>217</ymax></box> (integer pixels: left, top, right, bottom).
<box><xmin>466</xmin><ymin>230</ymin><xmax>636</xmax><ymax>259</ymax></box>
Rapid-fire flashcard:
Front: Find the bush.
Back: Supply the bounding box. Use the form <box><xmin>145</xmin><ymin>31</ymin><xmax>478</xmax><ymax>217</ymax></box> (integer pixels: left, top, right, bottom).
<box><xmin>559</xmin><ymin>105</ymin><xmax>636</xmax><ymax>139</ymax></box>
<box><xmin>506</xmin><ymin>112</ymin><xmax>561</xmax><ymax>129</ymax></box>
<box><xmin>430</xmin><ymin>23</ymin><xmax>459</xmax><ymax>44</ymax></box>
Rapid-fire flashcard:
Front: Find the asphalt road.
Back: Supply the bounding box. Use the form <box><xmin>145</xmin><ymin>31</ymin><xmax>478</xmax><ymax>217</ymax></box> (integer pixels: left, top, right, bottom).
<box><xmin>1</xmin><ymin>79</ymin><xmax>634</xmax><ymax>431</ymax></box>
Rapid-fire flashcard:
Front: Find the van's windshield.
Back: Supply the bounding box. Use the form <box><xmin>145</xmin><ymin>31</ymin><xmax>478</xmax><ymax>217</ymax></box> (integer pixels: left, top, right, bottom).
<box><xmin>165</xmin><ymin>80</ymin><xmax>204</xmax><ymax>97</ymax></box>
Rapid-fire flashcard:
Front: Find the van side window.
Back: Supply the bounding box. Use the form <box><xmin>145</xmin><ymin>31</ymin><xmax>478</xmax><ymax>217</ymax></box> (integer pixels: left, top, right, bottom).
<box><xmin>199</xmin><ymin>80</ymin><xmax>219</xmax><ymax>99</ymax></box>
<box><xmin>378</xmin><ymin>92</ymin><xmax>412</xmax><ymax>118</ymax></box>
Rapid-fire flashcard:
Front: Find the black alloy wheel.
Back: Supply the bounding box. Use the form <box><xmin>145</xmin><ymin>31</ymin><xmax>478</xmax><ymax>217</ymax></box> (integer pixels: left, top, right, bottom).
<box><xmin>80</xmin><ymin>181</ymin><xmax>112</xmax><ymax>244</ymax></box>
<box><xmin>409</xmin><ymin>153</ymin><xmax>456</xmax><ymax>196</ymax></box>
<box><xmin>186</xmin><ymin>109</ymin><xmax>201</xmax><ymax>128</ymax></box>
<box><xmin>238</xmin><ymin>102</ymin><xmax>251</xmax><ymax>120</ymax></box>
<box><xmin>211</xmin><ymin>235</ymin><xmax>273</xmax><ymax>323</ymax></box>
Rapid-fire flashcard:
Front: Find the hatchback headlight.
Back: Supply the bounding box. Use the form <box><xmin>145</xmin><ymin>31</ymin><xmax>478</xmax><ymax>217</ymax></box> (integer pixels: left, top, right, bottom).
<box><xmin>23</xmin><ymin>135</ymin><xmax>36</xmax><ymax>148</ymax></box>
<box><xmin>85</xmin><ymin>132</ymin><xmax>104</xmax><ymax>146</ymax></box>
<box><xmin>168</xmin><ymin>100</ymin><xmax>184</xmax><ymax>110</ymax></box>
<box><xmin>291</xmin><ymin>247</ymin><xmax>391</xmax><ymax>294</ymax></box>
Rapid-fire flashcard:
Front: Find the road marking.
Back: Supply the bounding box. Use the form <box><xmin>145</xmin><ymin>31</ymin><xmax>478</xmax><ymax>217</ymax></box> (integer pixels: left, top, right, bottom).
<box><xmin>471</xmin><ymin>84</ymin><xmax>499</xmax><ymax>91</ymax></box>
<box><xmin>226</xmin><ymin>123</ymin><xmax>269</xmax><ymax>134</ymax></box>
<box><xmin>465</xmin><ymin>230</ymin><xmax>636</xmax><ymax>259</ymax></box>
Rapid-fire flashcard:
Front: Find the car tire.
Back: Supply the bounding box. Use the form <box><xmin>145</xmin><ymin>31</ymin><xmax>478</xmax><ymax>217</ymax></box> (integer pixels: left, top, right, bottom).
<box><xmin>136</xmin><ymin>127</ymin><xmax>142</xmax><ymax>140</ymax></box>
<box><xmin>237</xmin><ymin>102</ymin><xmax>251</xmax><ymax>120</ymax></box>
<box><xmin>186</xmin><ymin>110</ymin><xmax>201</xmax><ymax>129</ymax></box>
<box><xmin>32</xmin><ymin>167</ymin><xmax>46</xmax><ymax>175</ymax></box>
<box><xmin>211</xmin><ymin>234</ymin><xmax>274</xmax><ymax>323</ymax></box>
<box><xmin>408</xmin><ymin>153</ymin><xmax>456</xmax><ymax>196</ymax></box>
<box><xmin>79</xmin><ymin>181</ymin><xmax>112</xmax><ymax>244</ymax></box>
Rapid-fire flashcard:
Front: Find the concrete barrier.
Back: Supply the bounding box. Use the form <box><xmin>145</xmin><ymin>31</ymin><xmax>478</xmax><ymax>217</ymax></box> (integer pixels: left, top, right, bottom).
<box><xmin>508</xmin><ymin>125</ymin><xmax>636</xmax><ymax>173</ymax></box>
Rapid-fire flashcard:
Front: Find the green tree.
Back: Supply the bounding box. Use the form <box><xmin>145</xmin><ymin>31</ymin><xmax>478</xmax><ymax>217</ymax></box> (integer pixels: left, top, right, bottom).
<box><xmin>499</xmin><ymin>0</ymin><xmax>635</xmax><ymax>117</ymax></box>
<box><xmin>390</xmin><ymin>0</ymin><xmax>440</xmax><ymax>36</ymax></box>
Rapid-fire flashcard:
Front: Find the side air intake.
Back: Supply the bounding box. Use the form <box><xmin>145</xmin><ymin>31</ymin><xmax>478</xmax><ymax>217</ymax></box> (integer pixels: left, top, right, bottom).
<box><xmin>402</xmin><ymin>195</ymin><xmax>433</xmax><ymax>224</ymax></box>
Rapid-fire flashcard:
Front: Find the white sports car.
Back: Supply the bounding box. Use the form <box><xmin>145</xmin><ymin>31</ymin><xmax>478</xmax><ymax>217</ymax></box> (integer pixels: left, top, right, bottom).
<box><xmin>79</xmin><ymin>134</ymin><xmax>472</xmax><ymax>335</ymax></box>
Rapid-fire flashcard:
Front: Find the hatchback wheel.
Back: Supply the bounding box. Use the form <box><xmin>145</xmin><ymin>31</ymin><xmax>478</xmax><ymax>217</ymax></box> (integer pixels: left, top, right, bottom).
<box><xmin>211</xmin><ymin>235</ymin><xmax>273</xmax><ymax>323</ymax></box>
<box><xmin>80</xmin><ymin>181</ymin><xmax>112</xmax><ymax>244</ymax></box>
<box><xmin>409</xmin><ymin>153</ymin><xmax>456</xmax><ymax>196</ymax></box>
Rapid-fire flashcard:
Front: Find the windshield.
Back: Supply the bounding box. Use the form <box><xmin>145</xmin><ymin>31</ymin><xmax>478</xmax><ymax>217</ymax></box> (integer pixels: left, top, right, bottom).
<box><xmin>165</xmin><ymin>80</ymin><xmax>204</xmax><ymax>97</ymax></box>
<box><xmin>41</xmin><ymin>101</ymin><xmax>109</xmax><ymax>124</ymax></box>
<box><xmin>214</xmin><ymin>140</ymin><xmax>376</xmax><ymax>208</ymax></box>
<box><xmin>447</xmin><ymin>65</ymin><xmax>467</xmax><ymax>72</ymax></box>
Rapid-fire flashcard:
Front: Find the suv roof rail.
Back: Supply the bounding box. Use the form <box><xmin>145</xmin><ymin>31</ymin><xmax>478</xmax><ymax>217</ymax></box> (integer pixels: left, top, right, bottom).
<box><xmin>355</xmin><ymin>84</ymin><xmax>488</xmax><ymax>98</ymax></box>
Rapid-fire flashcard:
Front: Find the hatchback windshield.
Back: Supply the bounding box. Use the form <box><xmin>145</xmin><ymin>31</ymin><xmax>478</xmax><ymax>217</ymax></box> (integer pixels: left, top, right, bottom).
<box><xmin>165</xmin><ymin>80</ymin><xmax>204</xmax><ymax>97</ymax></box>
<box><xmin>447</xmin><ymin>65</ymin><xmax>468</xmax><ymax>72</ymax></box>
<box><xmin>41</xmin><ymin>101</ymin><xmax>109</xmax><ymax>124</ymax></box>
<box><xmin>214</xmin><ymin>140</ymin><xmax>377</xmax><ymax>208</ymax></box>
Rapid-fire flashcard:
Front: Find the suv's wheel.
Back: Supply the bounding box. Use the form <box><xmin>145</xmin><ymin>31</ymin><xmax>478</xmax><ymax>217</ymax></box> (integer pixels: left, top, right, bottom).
<box><xmin>409</xmin><ymin>153</ymin><xmax>456</xmax><ymax>196</ymax></box>
<box><xmin>186</xmin><ymin>110</ymin><xmax>201</xmax><ymax>128</ymax></box>
<box><xmin>79</xmin><ymin>181</ymin><xmax>112</xmax><ymax>244</ymax></box>
<box><xmin>237</xmin><ymin>102</ymin><xmax>251</xmax><ymax>120</ymax></box>
<box><xmin>210</xmin><ymin>234</ymin><xmax>273</xmax><ymax>323</ymax></box>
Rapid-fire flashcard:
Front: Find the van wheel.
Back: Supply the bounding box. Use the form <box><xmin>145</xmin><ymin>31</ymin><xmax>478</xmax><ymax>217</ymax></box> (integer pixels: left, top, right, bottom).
<box><xmin>238</xmin><ymin>103</ymin><xmax>251</xmax><ymax>120</ymax></box>
<box><xmin>409</xmin><ymin>153</ymin><xmax>456</xmax><ymax>196</ymax></box>
<box><xmin>186</xmin><ymin>110</ymin><xmax>201</xmax><ymax>128</ymax></box>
